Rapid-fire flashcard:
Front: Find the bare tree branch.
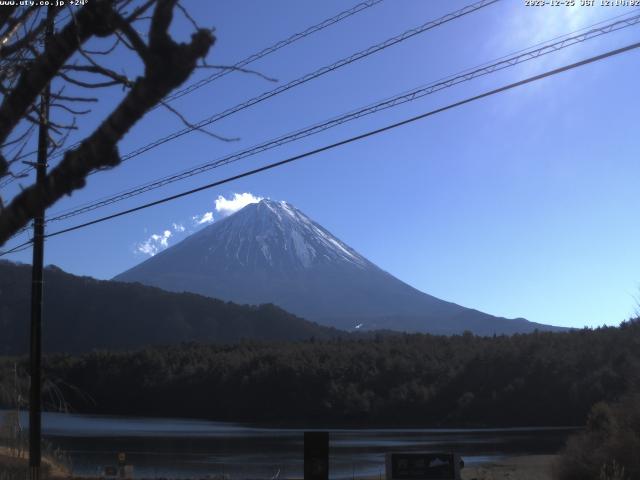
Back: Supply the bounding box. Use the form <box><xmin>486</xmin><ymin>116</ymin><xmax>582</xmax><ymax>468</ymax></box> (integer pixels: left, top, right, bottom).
<box><xmin>0</xmin><ymin>0</ymin><xmax>215</xmax><ymax>245</ymax></box>
<box><xmin>50</xmin><ymin>94</ymin><xmax>98</xmax><ymax>103</ymax></box>
<box><xmin>58</xmin><ymin>71</ymin><xmax>125</xmax><ymax>89</ymax></box>
<box><xmin>176</xmin><ymin>2</ymin><xmax>200</xmax><ymax>30</ymax></box>
<box><xmin>1</xmin><ymin>124</ymin><xmax>35</xmax><ymax>150</ymax></box>
<box><xmin>48</xmin><ymin>118</ymin><xmax>76</xmax><ymax>156</ymax></box>
<box><xmin>82</xmin><ymin>37</ymin><xmax>120</xmax><ymax>56</ymax></box>
<box><xmin>62</xmin><ymin>64</ymin><xmax>133</xmax><ymax>87</ymax></box>
<box><xmin>0</xmin><ymin>6</ymin><xmax>18</xmax><ymax>33</ymax></box>
<box><xmin>50</xmin><ymin>103</ymin><xmax>91</xmax><ymax>116</ymax></box>
<box><xmin>198</xmin><ymin>62</ymin><xmax>278</xmax><ymax>83</ymax></box>
<box><xmin>159</xmin><ymin>99</ymin><xmax>238</xmax><ymax>143</ymax></box>
<box><xmin>114</xmin><ymin>13</ymin><xmax>150</xmax><ymax>62</ymax></box>
<box><xmin>124</xmin><ymin>0</ymin><xmax>157</xmax><ymax>23</ymax></box>
<box><xmin>0</xmin><ymin>1</ymin><xmax>121</xmax><ymax>146</ymax></box>
<box><xmin>0</xmin><ymin>7</ymin><xmax>34</xmax><ymax>46</ymax></box>
<box><xmin>0</xmin><ymin>13</ymin><xmax>48</xmax><ymax>60</ymax></box>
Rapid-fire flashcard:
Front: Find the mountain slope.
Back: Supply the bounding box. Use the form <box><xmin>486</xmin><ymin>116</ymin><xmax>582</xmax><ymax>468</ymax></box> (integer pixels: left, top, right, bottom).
<box><xmin>115</xmin><ymin>199</ymin><xmax>562</xmax><ymax>334</ymax></box>
<box><xmin>0</xmin><ymin>260</ymin><xmax>340</xmax><ymax>355</ymax></box>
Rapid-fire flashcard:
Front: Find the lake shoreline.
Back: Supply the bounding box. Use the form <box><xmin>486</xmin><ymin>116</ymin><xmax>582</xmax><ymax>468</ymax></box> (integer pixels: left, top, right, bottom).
<box><xmin>0</xmin><ymin>452</ymin><xmax>558</xmax><ymax>480</ymax></box>
<box><xmin>1</xmin><ymin>410</ymin><xmax>571</xmax><ymax>479</ymax></box>
<box><xmin>2</xmin><ymin>407</ymin><xmax>584</xmax><ymax>431</ymax></box>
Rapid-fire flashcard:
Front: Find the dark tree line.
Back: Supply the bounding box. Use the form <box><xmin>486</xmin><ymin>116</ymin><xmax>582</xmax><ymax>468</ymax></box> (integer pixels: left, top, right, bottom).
<box><xmin>1</xmin><ymin>318</ymin><xmax>638</xmax><ymax>427</ymax></box>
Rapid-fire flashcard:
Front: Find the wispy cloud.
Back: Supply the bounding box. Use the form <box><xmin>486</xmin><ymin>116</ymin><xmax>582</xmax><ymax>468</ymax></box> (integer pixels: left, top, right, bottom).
<box><xmin>192</xmin><ymin>211</ymin><xmax>214</xmax><ymax>225</ymax></box>
<box><xmin>134</xmin><ymin>193</ymin><xmax>262</xmax><ymax>257</ymax></box>
<box><xmin>136</xmin><ymin>230</ymin><xmax>172</xmax><ymax>257</ymax></box>
<box><xmin>215</xmin><ymin>192</ymin><xmax>263</xmax><ymax>217</ymax></box>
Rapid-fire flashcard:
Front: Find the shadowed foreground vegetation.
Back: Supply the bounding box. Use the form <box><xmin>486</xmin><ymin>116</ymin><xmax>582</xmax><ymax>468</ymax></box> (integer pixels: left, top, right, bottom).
<box><xmin>1</xmin><ymin>319</ymin><xmax>638</xmax><ymax>428</ymax></box>
<box><xmin>0</xmin><ymin>446</ymin><xmax>68</xmax><ymax>480</ymax></box>
<box><xmin>555</xmin><ymin>392</ymin><xmax>640</xmax><ymax>480</ymax></box>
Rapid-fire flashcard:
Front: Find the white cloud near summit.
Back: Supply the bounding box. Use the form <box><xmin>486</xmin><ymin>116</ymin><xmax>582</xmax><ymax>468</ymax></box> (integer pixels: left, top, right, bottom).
<box><xmin>192</xmin><ymin>211</ymin><xmax>214</xmax><ymax>225</ymax></box>
<box><xmin>136</xmin><ymin>230</ymin><xmax>172</xmax><ymax>257</ymax></box>
<box><xmin>136</xmin><ymin>222</ymin><xmax>188</xmax><ymax>257</ymax></box>
<box><xmin>134</xmin><ymin>193</ymin><xmax>261</xmax><ymax>257</ymax></box>
<box><xmin>189</xmin><ymin>193</ymin><xmax>261</xmax><ymax>227</ymax></box>
<box><xmin>215</xmin><ymin>192</ymin><xmax>263</xmax><ymax>217</ymax></box>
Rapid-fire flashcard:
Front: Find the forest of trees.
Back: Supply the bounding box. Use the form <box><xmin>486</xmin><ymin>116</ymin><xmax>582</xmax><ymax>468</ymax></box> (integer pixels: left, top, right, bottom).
<box><xmin>1</xmin><ymin>318</ymin><xmax>638</xmax><ymax>428</ymax></box>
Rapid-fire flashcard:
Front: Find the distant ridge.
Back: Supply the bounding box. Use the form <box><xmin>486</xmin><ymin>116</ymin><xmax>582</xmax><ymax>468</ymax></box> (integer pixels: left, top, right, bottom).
<box><xmin>115</xmin><ymin>199</ymin><xmax>565</xmax><ymax>335</ymax></box>
<box><xmin>0</xmin><ymin>260</ymin><xmax>340</xmax><ymax>355</ymax></box>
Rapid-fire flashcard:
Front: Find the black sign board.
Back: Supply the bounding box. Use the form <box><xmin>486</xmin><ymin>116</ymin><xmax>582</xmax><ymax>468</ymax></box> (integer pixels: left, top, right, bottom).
<box><xmin>104</xmin><ymin>466</ymin><xmax>118</xmax><ymax>477</ymax></box>
<box><xmin>304</xmin><ymin>431</ymin><xmax>329</xmax><ymax>480</ymax></box>
<box><xmin>385</xmin><ymin>453</ymin><xmax>461</xmax><ymax>480</ymax></box>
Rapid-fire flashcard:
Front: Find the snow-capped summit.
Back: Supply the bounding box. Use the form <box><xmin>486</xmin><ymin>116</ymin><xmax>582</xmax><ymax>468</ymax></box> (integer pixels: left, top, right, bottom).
<box><xmin>114</xmin><ymin>199</ymin><xmax>563</xmax><ymax>335</ymax></box>
<box><xmin>216</xmin><ymin>199</ymin><xmax>368</xmax><ymax>270</ymax></box>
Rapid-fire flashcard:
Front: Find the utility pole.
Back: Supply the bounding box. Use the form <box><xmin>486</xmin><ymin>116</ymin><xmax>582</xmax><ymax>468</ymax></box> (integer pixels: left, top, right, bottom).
<box><xmin>29</xmin><ymin>7</ymin><xmax>54</xmax><ymax>480</ymax></box>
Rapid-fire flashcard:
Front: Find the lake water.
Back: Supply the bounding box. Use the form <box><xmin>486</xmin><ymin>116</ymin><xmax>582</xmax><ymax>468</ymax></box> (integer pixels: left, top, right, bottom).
<box><xmin>1</xmin><ymin>410</ymin><xmax>576</xmax><ymax>479</ymax></box>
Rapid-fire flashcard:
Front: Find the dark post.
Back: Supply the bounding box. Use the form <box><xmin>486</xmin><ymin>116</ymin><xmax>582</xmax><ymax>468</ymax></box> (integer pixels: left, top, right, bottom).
<box><xmin>29</xmin><ymin>7</ymin><xmax>54</xmax><ymax>480</ymax></box>
<box><xmin>304</xmin><ymin>431</ymin><xmax>329</xmax><ymax>480</ymax></box>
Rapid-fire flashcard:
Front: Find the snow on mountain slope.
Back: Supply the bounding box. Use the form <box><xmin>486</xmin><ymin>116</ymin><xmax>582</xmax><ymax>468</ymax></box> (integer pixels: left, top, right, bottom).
<box><xmin>206</xmin><ymin>199</ymin><xmax>368</xmax><ymax>270</ymax></box>
<box><xmin>114</xmin><ymin>199</ymin><xmax>564</xmax><ymax>335</ymax></box>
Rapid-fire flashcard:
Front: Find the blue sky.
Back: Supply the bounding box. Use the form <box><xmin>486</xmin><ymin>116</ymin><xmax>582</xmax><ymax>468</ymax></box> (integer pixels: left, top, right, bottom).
<box><xmin>2</xmin><ymin>0</ymin><xmax>640</xmax><ymax>328</ymax></box>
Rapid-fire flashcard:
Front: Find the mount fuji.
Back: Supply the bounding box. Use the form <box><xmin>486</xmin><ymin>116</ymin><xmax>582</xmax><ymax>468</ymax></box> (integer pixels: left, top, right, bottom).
<box><xmin>114</xmin><ymin>199</ymin><xmax>562</xmax><ymax>335</ymax></box>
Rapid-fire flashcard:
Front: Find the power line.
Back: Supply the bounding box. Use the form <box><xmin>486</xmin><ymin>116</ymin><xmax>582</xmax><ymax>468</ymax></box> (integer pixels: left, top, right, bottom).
<box><xmin>110</xmin><ymin>0</ymin><xmax>499</xmax><ymax>166</ymax></box>
<box><xmin>2</xmin><ymin>39</ymin><xmax>638</xmax><ymax>254</ymax></box>
<box><xmin>1</xmin><ymin>0</ymin><xmax>502</xmax><ymax>240</ymax></box>
<box><xmin>401</xmin><ymin>7</ymin><xmax>640</xmax><ymax>97</ymax></box>
<box><xmin>0</xmin><ymin>0</ymin><xmax>385</xmax><ymax>189</ymax></box>
<box><xmin>28</xmin><ymin>40</ymin><xmax>639</xmax><ymax>244</ymax></box>
<box><xmin>33</xmin><ymin>0</ymin><xmax>495</xmax><ymax>180</ymax></box>
<box><xmin>2</xmin><ymin>0</ymin><xmax>499</xmax><ymax>191</ymax></box>
<box><xmin>0</xmin><ymin>238</ymin><xmax>33</xmax><ymax>256</ymax></box>
<box><xmin>160</xmin><ymin>0</ymin><xmax>385</xmax><ymax>105</ymax></box>
<box><xmin>43</xmin><ymin>11</ymin><xmax>640</xmax><ymax>224</ymax></box>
